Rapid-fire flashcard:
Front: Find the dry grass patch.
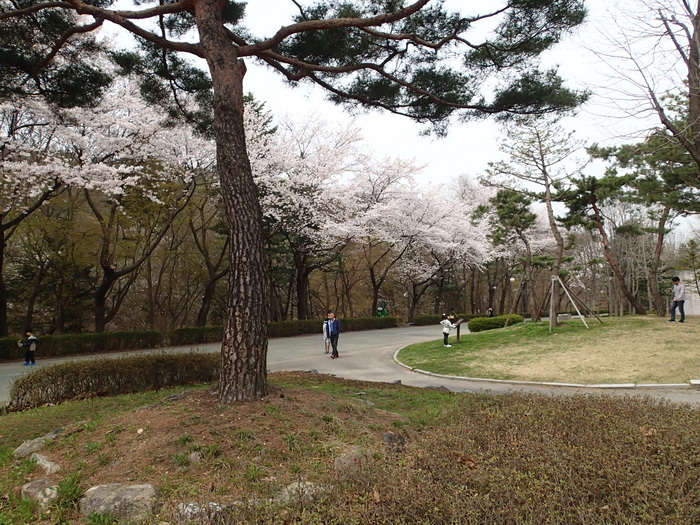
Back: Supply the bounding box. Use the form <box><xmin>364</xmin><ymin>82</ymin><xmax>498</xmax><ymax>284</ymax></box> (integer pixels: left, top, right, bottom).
<box><xmin>400</xmin><ymin>316</ymin><xmax>700</xmax><ymax>384</ymax></box>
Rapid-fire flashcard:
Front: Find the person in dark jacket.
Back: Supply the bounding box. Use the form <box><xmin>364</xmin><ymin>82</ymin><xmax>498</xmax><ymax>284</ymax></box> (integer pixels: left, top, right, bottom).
<box><xmin>18</xmin><ymin>329</ymin><xmax>38</xmax><ymax>365</ymax></box>
<box><xmin>327</xmin><ymin>311</ymin><xmax>341</xmax><ymax>359</ymax></box>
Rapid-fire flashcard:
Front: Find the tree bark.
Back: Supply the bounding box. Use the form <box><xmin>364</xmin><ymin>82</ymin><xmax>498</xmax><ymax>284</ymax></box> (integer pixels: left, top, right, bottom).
<box><xmin>542</xmin><ymin>172</ymin><xmax>565</xmax><ymax>322</ymax></box>
<box><xmin>0</xmin><ymin>238</ymin><xmax>7</xmax><ymax>337</ymax></box>
<box><xmin>649</xmin><ymin>204</ymin><xmax>671</xmax><ymax>316</ymax></box>
<box><xmin>194</xmin><ymin>0</ymin><xmax>270</xmax><ymax>402</ymax></box>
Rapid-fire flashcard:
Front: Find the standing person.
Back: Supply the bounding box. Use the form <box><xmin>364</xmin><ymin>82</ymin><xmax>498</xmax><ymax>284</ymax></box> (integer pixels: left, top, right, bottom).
<box><xmin>322</xmin><ymin>312</ymin><xmax>331</xmax><ymax>354</ymax></box>
<box><xmin>18</xmin><ymin>329</ymin><xmax>38</xmax><ymax>366</ymax></box>
<box><xmin>487</xmin><ymin>307</ymin><xmax>494</xmax><ymax>317</ymax></box>
<box><xmin>327</xmin><ymin>310</ymin><xmax>341</xmax><ymax>359</ymax></box>
<box><xmin>440</xmin><ymin>314</ymin><xmax>456</xmax><ymax>348</ymax></box>
<box><xmin>668</xmin><ymin>276</ymin><xmax>686</xmax><ymax>323</ymax></box>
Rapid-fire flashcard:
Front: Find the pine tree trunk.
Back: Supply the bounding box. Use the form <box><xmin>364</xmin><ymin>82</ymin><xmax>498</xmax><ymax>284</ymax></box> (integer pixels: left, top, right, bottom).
<box><xmin>194</xmin><ymin>0</ymin><xmax>270</xmax><ymax>402</ymax></box>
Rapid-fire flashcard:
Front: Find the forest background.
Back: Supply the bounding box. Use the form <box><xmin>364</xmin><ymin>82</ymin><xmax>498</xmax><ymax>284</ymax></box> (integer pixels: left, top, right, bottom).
<box><xmin>1</xmin><ymin>0</ymin><xmax>700</xmax><ymax>340</ymax></box>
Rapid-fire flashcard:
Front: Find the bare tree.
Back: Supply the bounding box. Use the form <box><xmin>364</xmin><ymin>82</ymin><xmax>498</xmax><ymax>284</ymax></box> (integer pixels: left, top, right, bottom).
<box><xmin>481</xmin><ymin>117</ymin><xmax>586</xmax><ymax>321</ymax></box>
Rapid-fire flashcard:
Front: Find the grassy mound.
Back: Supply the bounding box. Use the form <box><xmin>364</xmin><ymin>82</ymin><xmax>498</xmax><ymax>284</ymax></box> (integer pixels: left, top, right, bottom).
<box><xmin>1</xmin><ymin>372</ymin><xmax>700</xmax><ymax>523</ymax></box>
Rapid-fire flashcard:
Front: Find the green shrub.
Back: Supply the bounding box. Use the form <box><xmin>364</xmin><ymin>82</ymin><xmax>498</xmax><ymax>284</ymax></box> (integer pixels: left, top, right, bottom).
<box><xmin>467</xmin><ymin>314</ymin><xmax>524</xmax><ymax>333</ymax></box>
<box><xmin>339</xmin><ymin>316</ymin><xmax>399</xmax><ymax>332</ymax></box>
<box><xmin>168</xmin><ymin>317</ymin><xmax>399</xmax><ymax>344</ymax></box>
<box><xmin>7</xmin><ymin>351</ymin><xmax>219</xmax><ymax>411</ymax></box>
<box><xmin>168</xmin><ymin>326</ymin><xmax>223</xmax><ymax>346</ymax></box>
<box><xmin>0</xmin><ymin>331</ymin><xmax>162</xmax><ymax>360</ymax></box>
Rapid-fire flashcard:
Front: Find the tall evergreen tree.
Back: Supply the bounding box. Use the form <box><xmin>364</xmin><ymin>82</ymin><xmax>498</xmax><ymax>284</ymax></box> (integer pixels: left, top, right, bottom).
<box><xmin>561</xmin><ymin>174</ymin><xmax>648</xmax><ymax>315</ymax></box>
<box><xmin>590</xmin><ymin>126</ymin><xmax>700</xmax><ymax>316</ymax></box>
<box><xmin>1</xmin><ymin>0</ymin><xmax>587</xmax><ymax>402</ymax></box>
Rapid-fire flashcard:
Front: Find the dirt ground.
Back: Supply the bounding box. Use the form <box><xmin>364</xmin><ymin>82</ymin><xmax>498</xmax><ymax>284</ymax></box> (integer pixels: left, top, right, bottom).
<box><xmin>29</xmin><ymin>373</ymin><xmax>408</xmax><ymax>519</ymax></box>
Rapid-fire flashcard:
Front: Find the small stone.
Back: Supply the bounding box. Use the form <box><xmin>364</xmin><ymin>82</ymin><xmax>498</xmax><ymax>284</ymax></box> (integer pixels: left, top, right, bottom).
<box><xmin>30</xmin><ymin>452</ymin><xmax>61</xmax><ymax>474</ymax></box>
<box><xmin>273</xmin><ymin>482</ymin><xmax>329</xmax><ymax>505</ymax></box>
<box><xmin>21</xmin><ymin>478</ymin><xmax>58</xmax><ymax>509</ymax></box>
<box><xmin>13</xmin><ymin>429</ymin><xmax>63</xmax><ymax>458</ymax></box>
<box><xmin>172</xmin><ymin>502</ymin><xmax>224</xmax><ymax>524</ymax></box>
<box><xmin>381</xmin><ymin>432</ymin><xmax>406</xmax><ymax>453</ymax></box>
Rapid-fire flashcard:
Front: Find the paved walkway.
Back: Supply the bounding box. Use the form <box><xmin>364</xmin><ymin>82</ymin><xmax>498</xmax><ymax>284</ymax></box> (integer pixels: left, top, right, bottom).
<box><xmin>1</xmin><ymin>325</ymin><xmax>699</xmax><ymax>405</ymax></box>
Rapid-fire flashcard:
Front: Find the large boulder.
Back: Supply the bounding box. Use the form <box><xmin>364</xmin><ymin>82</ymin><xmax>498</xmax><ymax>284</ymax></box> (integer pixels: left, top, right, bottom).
<box><xmin>80</xmin><ymin>483</ymin><xmax>157</xmax><ymax>521</ymax></box>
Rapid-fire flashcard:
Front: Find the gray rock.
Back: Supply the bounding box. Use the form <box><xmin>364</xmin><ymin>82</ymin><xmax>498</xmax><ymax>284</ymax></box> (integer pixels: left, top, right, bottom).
<box><xmin>273</xmin><ymin>482</ymin><xmax>328</xmax><ymax>505</ymax></box>
<box><xmin>173</xmin><ymin>502</ymin><xmax>225</xmax><ymax>524</ymax></box>
<box><xmin>30</xmin><ymin>452</ymin><xmax>61</xmax><ymax>474</ymax></box>
<box><xmin>13</xmin><ymin>429</ymin><xmax>63</xmax><ymax>458</ymax></box>
<box><xmin>21</xmin><ymin>478</ymin><xmax>58</xmax><ymax>509</ymax></box>
<box><xmin>80</xmin><ymin>483</ymin><xmax>157</xmax><ymax>521</ymax></box>
<box><xmin>381</xmin><ymin>432</ymin><xmax>406</xmax><ymax>453</ymax></box>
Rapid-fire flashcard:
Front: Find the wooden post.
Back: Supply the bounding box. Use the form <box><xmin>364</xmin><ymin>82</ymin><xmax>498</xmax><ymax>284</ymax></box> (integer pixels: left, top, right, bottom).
<box><xmin>454</xmin><ymin>318</ymin><xmax>464</xmax><ymax>343</ymax></box>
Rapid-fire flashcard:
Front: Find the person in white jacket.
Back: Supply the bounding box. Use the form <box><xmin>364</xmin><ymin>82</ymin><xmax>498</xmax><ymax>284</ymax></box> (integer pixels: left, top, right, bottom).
<box><xmin>440</xmin><ymin>314</ymin><xmax>456</xmax><ymax>347</ymax></box>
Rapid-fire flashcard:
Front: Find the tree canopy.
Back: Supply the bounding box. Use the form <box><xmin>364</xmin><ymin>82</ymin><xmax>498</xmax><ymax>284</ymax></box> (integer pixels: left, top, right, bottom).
<box><xmin>0</xmin><ymin>0</ymin><xmax>588</xmax><ymax>402</ymax></box>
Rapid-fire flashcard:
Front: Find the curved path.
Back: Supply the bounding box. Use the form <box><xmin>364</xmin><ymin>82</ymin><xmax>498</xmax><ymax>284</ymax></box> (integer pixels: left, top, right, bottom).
<box><xmin>1</xmin><ymin>325</ymin><xmax>699</xmax><ymax>405</ymax></box>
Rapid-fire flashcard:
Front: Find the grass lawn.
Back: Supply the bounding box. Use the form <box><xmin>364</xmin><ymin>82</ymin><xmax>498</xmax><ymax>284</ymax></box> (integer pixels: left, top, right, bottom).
<box><xmin>398</xmin><ymin>315</ymin><xmax>700</xmax><ymax>384</ymax></box>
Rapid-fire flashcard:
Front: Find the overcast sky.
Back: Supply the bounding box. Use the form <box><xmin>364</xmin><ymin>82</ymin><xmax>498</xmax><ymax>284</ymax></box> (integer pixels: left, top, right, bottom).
<box><xmin>240</xmin><ymin>0</ymin><xmax>663</xmax><ymax>188</ymax></box>
<box><xmin>98</xmin><ymin>0</ymin><xmax>672</xmax><ymax>190</ymax></box>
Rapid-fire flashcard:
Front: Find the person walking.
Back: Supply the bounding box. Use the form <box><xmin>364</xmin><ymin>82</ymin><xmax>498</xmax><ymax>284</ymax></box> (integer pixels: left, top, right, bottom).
<box><xmin>668</xmin><ymin>276</ymin><xmax>686</xmax><ymax>323</ymax></box>
<box><xmin>327</xmin><ymin>311</ymin><xmax>341</xmax><ymax>359</ymax></box>
<box><xmin>18</xmin><ymin>329</ymin><xmax>38</xmax><ymax>366</ymax></box>
<box><xmin>322</xmin><ymin>312</ymin><xmax>331</xmax><ymax>354</ymax></box>
<box><xmin>440</xmin><ymin>314</ymin><xmax>456</xmax><ymax>347</ymax></box>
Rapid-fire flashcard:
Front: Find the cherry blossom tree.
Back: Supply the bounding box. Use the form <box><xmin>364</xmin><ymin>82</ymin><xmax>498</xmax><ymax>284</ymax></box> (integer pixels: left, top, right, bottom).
<box><xmin>396</xmin><ymin>190</ymin><xmax>490</xmax><ymax>319</ymax></box>
<box><xmin>1</xmin><ymin>0</ymin><xmax>587</xmax><ymax>402</ymax></box>
<box><xmin>3</xmin><ymin>81</ymin><xmax>215</xmax><ymax>332</ymax></box>
<box><xmin>256</xmin><ymin>114</ymin><xmax>361</xmax><ymax>319</ymax></box>
<box><xmin>0</xmin><ymin>99</ymin><xmax>71</xmax><ymax>335</ymax></box>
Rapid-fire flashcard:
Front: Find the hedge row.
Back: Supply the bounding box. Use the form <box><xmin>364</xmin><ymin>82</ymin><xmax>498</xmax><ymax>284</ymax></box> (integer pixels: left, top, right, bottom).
<box><xmin>7</xmin><ymin>351</ymin><xmax>219</xmax><ymax>411</ymax></box>
<box><xmin>168</xmin><ymin>316</ymin><xmax>400</xmax><ymax>346</ymax></box>
<box><xmin>411</xmin><ymin>314</ymin><xmax>484</xmax><ymax>327</ymax></box>
<box><xmin>0</xmin><ymin>317</ymin><xmax>401</xmax><ymax>360</ymax></box>
<box><xmin>0</xmin><ymin>331</ymin><xmax>163</xmax><ymax>360</ymax></box>
<box><xmin>467</xmin><ymin>314</ymin><xmax>524</xmax><ymax>333</ymax></box>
